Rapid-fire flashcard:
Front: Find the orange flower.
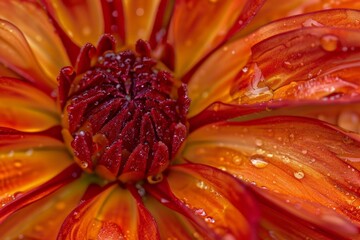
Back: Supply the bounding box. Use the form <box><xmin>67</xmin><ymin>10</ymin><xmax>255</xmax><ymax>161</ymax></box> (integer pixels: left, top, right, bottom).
<box><xmin>0</xmin><ymin>0</ymin><xmax>360</xmax><ymax>239</ymax></box>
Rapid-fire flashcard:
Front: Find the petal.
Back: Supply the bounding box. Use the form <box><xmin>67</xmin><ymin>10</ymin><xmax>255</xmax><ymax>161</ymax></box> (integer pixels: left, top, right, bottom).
<box><xmin>58</xmin><ymin>183</ymin><xmax>159</xmax><ymax>239</ymax></box>
<box><xmin>231</xmin><ymin>27</ymin><xmax>360</xmax><ymax>104</ymax></box>
<box><xmin>0</xmin><ymin>130</ymin><xmax>73</xmax><ymax>206</ymax></box>
<box><xmin>0</xmin><ymin>0</ymin><xmax>70</xmax><ymax>81</ymax></box>
<box><xmin>0</xmin><ymin>164</ymin><xmax>82</xmax><ymax>223</ymax></box>
<box><xmin>0</xmin><ymin>20</ymin><xmax>56</xmax><ymax>91</ymax></box>
<box><xmin>144</xmin><ymin>196</ymin><xmax>198</xmax><ymax>239</ymax></box>
<box><xmin>0</xmin><ymin>77</ymin><xmax>59</xmax><ymax>132</ymax></box>
<box><xmin>187</xmin><ymin>9</ymin><xmax>360</xmax><ymax>117</ymax></box>
<box><xmin>42</xmin><ymin>0</ymin><xmax>104</xmax><ymax>47</ymax></box>
<box><xmin>183</xmin><ymin>116</ymin><xmax>360</xmax><ymax>236</ymax></box>
<box><xmin>145</xmin><ymin>164</ymin><xmax>259</xmax><ymax>239</ymax></box>
<box><xmin>122</xmin><ymin>0</ymin><xmax>162</xmax><ymax>45</ymax></box>
<box><xmin>168</xmin><ymin>0</ymin><xmax>264</xmax><ymax>77</ymax></box>
<box><xmin>0</xmin><ymin>175</ymin><xmax>89</xmax><ymax>239</ymax></box>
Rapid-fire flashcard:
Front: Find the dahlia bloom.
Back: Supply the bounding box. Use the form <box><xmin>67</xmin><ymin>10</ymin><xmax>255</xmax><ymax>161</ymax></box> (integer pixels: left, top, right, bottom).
<box><xmin>0</xmin><ymin>0</ymin><xmax>360</xmax><ymax>239</ymax></box>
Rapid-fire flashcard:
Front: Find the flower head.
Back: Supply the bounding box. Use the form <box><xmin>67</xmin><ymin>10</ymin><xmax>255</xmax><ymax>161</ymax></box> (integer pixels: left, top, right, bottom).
<box><xmin>0</xmin><ymin>0</ymin><xmax>360</xmax><ymax>239</ymax></box>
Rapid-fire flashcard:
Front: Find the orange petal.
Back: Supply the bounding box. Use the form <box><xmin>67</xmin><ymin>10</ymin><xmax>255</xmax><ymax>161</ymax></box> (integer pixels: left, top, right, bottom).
<box><xmin>42</xmin><ymin>0</ymin><xmax>104</xmax><ymax>47</ymax></box>
<box><xmin>144</xmin><ymin>196</ymin><xmax>198</xmax><ymax>239</ymax></box>
<box><xmin>168</xmin><ymin>0</ymin><xmax>264</xmax><ymax>77</ymax></box>
<box><xmin>0</xmin><ymin>164</ymin><xmax>82</xmax><ymax>223</ymax></box>
<box><xmin>0</xmin><ymin>77</ymin><xmax>59</xmax><ymax>132</ymax></box>
<box><xmin>0</xmin><ymin>0</ymin><xmax>70</xmax><ymax>82</ymax></box>
<box><xmin>58</xmin><ymin>183</ymin><xmax>159</xmax><ymax>239</ymax></box>
<box><xmin>122</xmin><ymin>0</ymin><xmax>161</xmax><ymax>45</ymax></box>
<box><xmin>187</xmin><ymin>9</ymin><xmax>360</xmax><ymax>116</ymax></box>
<box><xmin>145</xmin><ymin>164</ymin><xmax>259</xmax><ymax>239</ymax></box>
<box><xmin>0</xmin><ymin>174</ymin><xmax>89</xmax><ymax>239</ymax></box>
<box><xmin>0</xmin><ymin>20</ymin><xmax>56</xmax><ymax>91</ymax></box>
<box><xmin>231</xmin><ymin>27</ymin><xmax>360</xmax><ymax>104</ymax></box>
<box><xmin>0</xmin><ymin>130</ymin><xmax>73</xmax><ymax>207</ymax></box>
<box><xmin>183</xmin><ymin>116</ymin><xmax>360</xmax><ymax>236</ymax></box>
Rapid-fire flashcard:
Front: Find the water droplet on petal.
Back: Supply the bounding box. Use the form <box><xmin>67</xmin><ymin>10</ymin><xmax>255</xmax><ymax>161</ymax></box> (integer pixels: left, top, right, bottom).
<box><xmin>255</xmin><ymin>139</ymin><xmax>263</xmax><ymax>146</ymax></box>
<box><xmin>13</xmin><ymin>159</ymin><xmax>22</xmax><ymax>168</ymax></box>
<box><xmin>320</xmin><ymin>35</ymin><xmax>338</xmax><ymax>52</ymax></box>
<box><xmin>294</xmin><ymin>171</ymin><xmax>305</xmax><ymax>179</ymax></box>
<box><xmin>250</xmin><ymin>156</ymin><xmax>269</xmax><ymax>168</ymax></box>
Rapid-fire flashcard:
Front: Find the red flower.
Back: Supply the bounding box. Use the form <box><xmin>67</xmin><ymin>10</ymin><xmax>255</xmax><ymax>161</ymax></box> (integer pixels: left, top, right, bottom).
<box><xmin>0</xmin><ymin>0</ymin><xmax>360</xmax><ymax>239</ymax></box>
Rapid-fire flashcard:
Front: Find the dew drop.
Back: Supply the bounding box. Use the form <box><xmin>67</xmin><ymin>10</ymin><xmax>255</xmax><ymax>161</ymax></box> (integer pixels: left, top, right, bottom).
<box><xmin>294</xmin><ymin>171</ymin><xmax>305</xmax><ymax>179</ymax></box>
<box><xmin>301</xmin><ymin>149</ymin><xmax>308</xmax><ymax>155</ymax></box>
<box><xmin>80</xmin><ymin>161</ymin><xmax>88</xmax><ymax>168</ymax></box>
<box><xmin>232</xmin><ymin>155</ymin><xmax>242</xmax><ymax>165</ymax></box>
<box><xmin>13</xmin><ymin>159</ymin><xmax>22</xmax><ymax>168</ymax></box>
<box><xmin>250</xmin><ymin>156</ymin><xmax>269</xmax><ymax>168</ymax></box>
<box><xmin>255</xmin><ymin>139</ymin><xmax>263</xmax><ymax>147</ymax></box>
<box><xmin>194</xmin><ymin>208</ymin><xmax>206</xmax><ymax>216</ymax></box>
<box><xmin>205</xmin><ymin>216</ymin><xmax>215</xmax><ymax>223</ymax></box>
<box><xmin>320</xmin><ymin>35</ymin><xmax>338</xmax><ymax>52</ymax></box>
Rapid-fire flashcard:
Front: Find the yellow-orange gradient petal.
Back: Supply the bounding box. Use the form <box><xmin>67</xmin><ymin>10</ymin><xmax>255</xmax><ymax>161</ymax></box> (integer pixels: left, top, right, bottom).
<box><xmin>42</xmin><ymin>0</ymin><xmax>104</xmax><ymax>47</ymax></box>
<box><xmin>183</xmin><ymin>116</ymin><xmax>360</xmax><ymax>237</ymax></box>
<box><xmin>0</xmin><ymin>131</ymin><xmax>73</xmax><ymax>207</ymax></box>
<box><xmin>58</xmin><ymin>183</ymin><xmax>159</xmax><ymax>239</ymax></box>
<box><xmin>0</xmin><ymin>175</ymin><xmax>90</xmax><ymax>239</ymax></box>
<box><xmin>187</xmin><ymin>9</ymin><xmax>360</xmax><ymax>117</ymax></box>
<box><xmin>0</xmin><ymin>0</ymin><xmax>70</xmax><ymax>82</ymax></box>
<box><xmin>0</xmin><ymin>78</ymin><xmax>59</xmax><ymax>132</ymax></box>
<box><xmin>0</xmin><ymin>20</ymin><xmax>56</xmax><ymax>90</ymax></box>
<box><xmin>145</xmin><ymin>196</ymin><xmax>198</xmax><ymax>239</ymax></box>
<box><xmin>168</xmin><ymin>0</ymin><xmax>264</xmax><ymax>77</ymax></box>
<box><xmin>122</xmin><ymin>0</ymin><xmax>161</xmax><ymax>46</ymax></box>
<box><xmin>146</xmin><ymin>164</ymin><xmax>259</xmax><ymax>239</ymax></box>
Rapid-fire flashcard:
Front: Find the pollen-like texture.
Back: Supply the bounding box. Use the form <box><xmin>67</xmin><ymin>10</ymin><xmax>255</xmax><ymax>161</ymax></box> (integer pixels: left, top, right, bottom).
<box><xmin>59</xmin><ymin>39</ymin><xmax>190</xmax><ymax>182</ymax></box>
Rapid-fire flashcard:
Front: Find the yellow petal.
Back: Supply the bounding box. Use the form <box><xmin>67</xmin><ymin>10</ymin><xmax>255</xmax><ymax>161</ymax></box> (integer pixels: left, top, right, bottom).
<box><xmin>0</xmin><ymin>1</ymin><xmax>70</xmax><ymax>81</ymax></box>
<box><xmin>42</xmin><ymin>0</ymin><xmax>104</xmax><ymax>47</ymax></box>
<box><xmin>122</xmin><ymin>0</ymin><xmax>161</xmax><ymax>45</ymax></box>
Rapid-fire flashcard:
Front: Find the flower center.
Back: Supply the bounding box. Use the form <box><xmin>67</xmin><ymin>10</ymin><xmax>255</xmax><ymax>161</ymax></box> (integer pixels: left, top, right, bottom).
<box><xmin>59</xmin><ymin>39</ymin><xmax>190</xmax><ymax>182</ymax></box>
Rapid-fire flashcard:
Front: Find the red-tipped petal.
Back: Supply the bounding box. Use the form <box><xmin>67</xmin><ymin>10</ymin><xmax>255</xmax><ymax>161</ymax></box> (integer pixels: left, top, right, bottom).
<box><xmin>183</xmin><ymin>116</ymin><xmax>360</xmax><ymax>237</ymax></box>
<box><xmin>145</xmin><ymin>163</ymin><xmax>259</xmax><ymax>239</ymax></box>
<box><xmin>187</xmin><ymin>9</ymin><xmax>360</xmax><ymax>117</ymax></box>
<box><xmin>58</xmin><ymin>183</ymin><xmax>159</xmax><ymax>239</ymax></box>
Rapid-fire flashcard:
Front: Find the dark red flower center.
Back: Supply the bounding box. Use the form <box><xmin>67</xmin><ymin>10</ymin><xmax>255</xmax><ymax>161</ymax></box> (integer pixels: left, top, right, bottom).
<box><xmin>58</xmin><ymin>39</ymin><xmax>190</xmax><ymax>182</ymax></box>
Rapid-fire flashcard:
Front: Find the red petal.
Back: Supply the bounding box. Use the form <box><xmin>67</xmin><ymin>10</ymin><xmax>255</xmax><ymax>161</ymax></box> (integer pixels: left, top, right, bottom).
<box><xmin>145</xmin><ymin>164</ymin><xmax>259</xmax><ymax>239</ymax></box>
<box><xmin>183</xmin><ymin>116</ymin><xmax>360</xmax><ymax>237</ymax></box>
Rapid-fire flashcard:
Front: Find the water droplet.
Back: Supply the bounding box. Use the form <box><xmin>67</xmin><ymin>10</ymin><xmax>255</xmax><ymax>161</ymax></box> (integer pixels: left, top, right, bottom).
<box><xmin>13</xmin><ymin>159</ymin><xmax>22</xmax><ymax>168</ymax></box>
<box><xmin>294</xmin><ymin>171</ymin><xmax>305</xmax><ymax>179</ymax></box>
<box><xmin>242</xmin><ymin>66</ymin><xmax>248</xmax><ymax>73</ymax></box>
<box><xmin>136</xmin><ymin>8</ymin><xmax>144</xmax><ymax>16</ymax></box>
<box><xmin>80</xmin><ymin>161</ymin><xmax>88</xmax><ymax>168</ymax></box>
<box><xmin>205</xmin><ymin>216</ymin><xmax>215</xmax><ymax>223</ymax></box>
<box><xmin>232</xmin><ymin>155</ymin><xmax>242</xmax><ymax>165</ymax></box>
<box><xmin>250</xmin><ymin>156</ymin><xmax>269</xmax><ymax>168</ymax></box>
<box><xmin>255</xmin><ymin>139</ymin><xmax>263</xmax><ymax>147</ymax></box>
<box><xmin>301</xmin><ymin>149</ymin><xmax>308</xmax><ymax>155</ymax></box>
<box><xmin>194</xmin><ymin>208</ymin><xmax>206</xmax><ymax>216</ymax></box>
<box><xmin>25</xmin><ymin>148</ymin><xmax>33</xmax><ymax>156</ymax></box>
<box><xmin>320</xmin><ymin>35</ymin><xmax>338</xmax><ymax>52</ymax></box>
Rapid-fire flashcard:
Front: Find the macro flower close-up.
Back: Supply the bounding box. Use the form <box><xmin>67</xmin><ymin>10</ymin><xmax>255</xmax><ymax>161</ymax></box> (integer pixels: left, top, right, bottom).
<box><xmin>1</xmin><ymin>0</ymin><xmax>360</xmax><ymax>239</ymax></box>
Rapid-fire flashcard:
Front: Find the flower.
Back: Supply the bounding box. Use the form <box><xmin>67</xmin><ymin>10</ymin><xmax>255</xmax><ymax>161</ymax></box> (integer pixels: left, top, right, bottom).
<box><xmin>0</xmin><ymin>0</ymin><xmax>360</xmax><ymax>239</ymax></box>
